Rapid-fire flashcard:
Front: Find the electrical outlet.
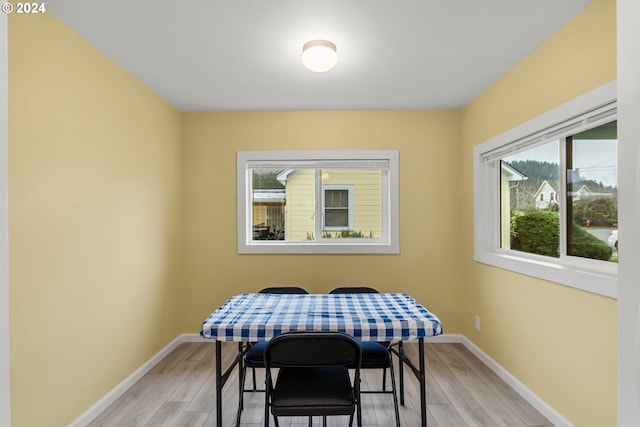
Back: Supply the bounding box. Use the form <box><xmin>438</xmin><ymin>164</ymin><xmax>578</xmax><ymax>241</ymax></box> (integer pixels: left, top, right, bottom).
<box><xmin>475</xmin><ymin>315</ymin><xmax>481</xmax><ymax>331</ymax></box>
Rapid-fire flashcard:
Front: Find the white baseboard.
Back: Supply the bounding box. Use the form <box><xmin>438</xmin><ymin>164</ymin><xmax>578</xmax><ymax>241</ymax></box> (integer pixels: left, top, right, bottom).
<box><xmin>70</xmin><ymin>333</ymin><xmax>573</xmax><ymax>427</ymax></box>
<box><xmin>68</xmin><ymin>334</ymin><xmax>208</xmax><ymax>427</ymax></box>
<box><xmin>429</xmin><ymin>334</ymin><xmax>574</xmax><ymax>427</ymax></box>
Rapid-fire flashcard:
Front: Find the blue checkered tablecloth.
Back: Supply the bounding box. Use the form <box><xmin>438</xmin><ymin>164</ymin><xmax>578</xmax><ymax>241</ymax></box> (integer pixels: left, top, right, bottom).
<box><xmin>200</xmin><ymin>293</ymin><xmax>443</xmax><ymax>342</ymax></box>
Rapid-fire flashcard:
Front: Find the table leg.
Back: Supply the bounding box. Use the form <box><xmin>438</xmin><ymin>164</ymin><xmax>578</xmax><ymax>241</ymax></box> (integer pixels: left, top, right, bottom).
<box><xmin>419</xmin><ymin>337</ymin><xmax>426</xmax><ymax>427</ymax></box>
<box><xmin>398</xmin><ymin>342</ymin><xmax>405</xmax><ymax>405</ymax></box>
<box><xmin>392</xmin><ymin>339</ymin><xmax>427</xmax><ymax>426</ymax></box>
<box><xmin>214</xmin><ymin>342</ymin><xmax>249</xmax><ymax>427</ymax></box>
<box><xmin>236</xmin><ymin>343</ymin><xmax>245</xmax><ymax>427</ymax></box>
<box><xmin>215</xmin><ymin>341</ymin><xmax>222</xmax><ymax>427</ymax></box>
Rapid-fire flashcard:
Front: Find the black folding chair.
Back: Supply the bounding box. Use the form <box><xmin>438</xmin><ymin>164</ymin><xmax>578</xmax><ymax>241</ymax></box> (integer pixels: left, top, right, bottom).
<box><xmin>238</xmin><ymin>287</ymin><xmax>309</xmax><ymax>425</ymax></box>
<box><xmin>328</xmin><ymin>287</ymin><xmax>401</xmax><ymax>427</ymax></box>
<box><xmin>264</xmin><ymin>331</ymin><xmax>362</xmax><ymax>427</ymax></box>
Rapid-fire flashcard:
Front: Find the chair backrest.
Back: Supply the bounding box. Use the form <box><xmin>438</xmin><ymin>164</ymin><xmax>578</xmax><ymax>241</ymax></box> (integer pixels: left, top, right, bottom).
<box><xmin>265</xmin><ymin>331</ymin><xmax>361</xmax><ymax>368</ymax></box>
<box><xmin>328</xmin><ymin>286</ymin><xmax>379</xmax><ymax>294</ymax></box>
<box><xmin>259</xmin><ymin>286</ymin><xmax>309</xmax><ymax>294</ymax></box>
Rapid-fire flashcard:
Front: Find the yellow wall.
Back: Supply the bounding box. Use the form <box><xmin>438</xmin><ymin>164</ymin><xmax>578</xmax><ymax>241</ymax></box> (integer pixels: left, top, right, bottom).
<box><xmin>6</xmin><ymin>1</ymin><xmax>619</xmax><ymax>426</ymax></box>
<box><xmin>460</xmin><ymin>1</ymin><xmax>617</xmax><ymax>426</ymax></box>
<box><xmin>181</xmin><ymin>110</ymin><xmax>463</xmax><ymax>333</ymax></box>
<box><xmin>8</xmin><ymin>13</ymin><xmax>182</xmax><ymax>427</ymax></box>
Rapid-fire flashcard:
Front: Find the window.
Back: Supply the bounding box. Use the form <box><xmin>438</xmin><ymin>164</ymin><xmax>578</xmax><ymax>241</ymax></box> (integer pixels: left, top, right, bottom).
<box><xmin>237</xmin><ymin>150</ymin><xmax>399</xmax><ymax>254</ymax></box>
<box><xmin>323</xmin><ymin>186</ymin><xmax>353</xmax><ymax>231</ymax></box>
<box><xmin>475</xmin><ymin>81</ymin><xmax>618</xmax><ymax>298</ymax></box>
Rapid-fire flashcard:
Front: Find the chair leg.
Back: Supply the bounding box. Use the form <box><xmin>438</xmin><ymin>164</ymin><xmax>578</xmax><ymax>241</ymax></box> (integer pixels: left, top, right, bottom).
<box><xmin>322</xmin><ymin>415</ymin><xmax>326</xmax><ymax>427</ymax></box>
<box><xmin>239</xmin><ymin>367</ymin><xmax>245</xmax><ymax>410</ymax></box>
<box><xmin>264</xmin><ymin>384</ymin><xmax>270</xmax><ymax>427</ymax></box>
<box><xmin>252</xmin><ymin>367</ymin><xmax>257</xmax><ymax>391</ymax></box>
<box><xmin>389</xmin><ymin>360</ymin><xmax>401</xmax><ymax>427</ymax></box>
<box><xmin>382</xmin><ymin>367</ymin><xmax>387</xmax><ymax>390</ymax></box>
<box><xmin>356</xmin><ymin>373</ymin><xmax>363</xmax><ymax>427</ymax></box>
<box><xmin>237</xmin><ymin>369</ymin><xmax>245</xmax><ymax>427</ymax></box>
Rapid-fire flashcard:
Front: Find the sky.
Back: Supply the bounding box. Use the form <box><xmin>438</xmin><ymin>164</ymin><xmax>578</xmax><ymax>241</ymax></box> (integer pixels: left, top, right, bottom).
<box><xmin>504</xmin><ymin>139</ymin><xmax>618</xmax><ymax>187</ymax></box>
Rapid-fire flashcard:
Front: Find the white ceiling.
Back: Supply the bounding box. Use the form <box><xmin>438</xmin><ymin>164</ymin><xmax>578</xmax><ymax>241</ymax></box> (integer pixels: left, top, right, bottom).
<box><xmin>48</xmin><ymin>0</ymin><xmax>594</xmax><ymax>112</ymax></box>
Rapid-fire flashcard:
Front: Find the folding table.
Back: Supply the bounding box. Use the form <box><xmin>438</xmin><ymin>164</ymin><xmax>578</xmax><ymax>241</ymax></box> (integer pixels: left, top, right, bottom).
<box><xmin>200</xmin><ymin>292</ymin><xmax>443</xmax><ymax>426</ymax></box>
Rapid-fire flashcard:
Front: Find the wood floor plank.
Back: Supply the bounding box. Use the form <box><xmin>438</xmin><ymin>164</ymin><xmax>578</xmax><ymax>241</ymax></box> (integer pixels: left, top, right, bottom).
<box><xmin>167</xmin><ymin>353</ymin><xmax>216</xmax><ymax>402</ymax></box>
<box><xmin>113</xmin><ymin>360</ymin><xmax>200</xmax><ymax>427</ymax></box>
<box><xmin>421</xmin><ymin>346</ymin><xmax>510</xmax><ymax>426</ymax></box>
<box><xmin>173</xmin><ymin>410</ymin><xmax>210</xmax><ymax>427</ymax></box>
<box><xmin>400</xmin><ymin>343</ymin><xmax>451</xmax><ymax>405</ymax></box>
<box><xmin>88</xmin><ymin>373</ymin><xmax>162</xmax><ymax>427</ymax></box>
<box><xmin>428</xmin><ymin>403</ymin><xmax>469</xmax><ymax>427</ymax></box>
<box><xmin>144</xmin><ymin>401</ymin><xmax>189</xmax><ymax>427</ymax></box>
<box><xmin>88</xmin><ymin>341</ymin><xmax>555</xmax><ymax>427</ymax></box>
<box><xmin>430</xmin><ymin>347</ymin><xmax>528</xmax><ymax>427</ymax></box>
<box><xmin>449</xmin><ymin>344</ymin><xmax>553</xmax><ymax>426</ymax></box>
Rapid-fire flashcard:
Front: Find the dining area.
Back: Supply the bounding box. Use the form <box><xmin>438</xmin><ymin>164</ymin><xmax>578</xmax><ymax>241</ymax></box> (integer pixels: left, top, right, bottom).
<box><xmin>86</xmin><ymin>303</ymin><xmax>553</xmax><ymax>427</ymax></box>
<box><xmin>198</xmin><ymin>287</ymin><xmax>443</xmax><ymax>426</ymax></box>
<box><xmin>6</xmin><ymin>3</ymin><xmax>623</xmax><ymax>426</ymax></box>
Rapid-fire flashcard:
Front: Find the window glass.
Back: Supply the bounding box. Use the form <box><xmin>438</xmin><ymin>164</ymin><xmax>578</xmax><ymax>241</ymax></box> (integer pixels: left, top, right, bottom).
<box><xmin>567</xmin><ymin>121</ymin><xmax>618</xmax><ymax>262</ymax></box>
<box><xmin>251</xmin><ymin>168</ymin><xmax>312</xmax><ymax>241</ymax></box>
<box><xmin>322</xmin><ymin>170</ymin><xmax>382</xmax><ymax>238</ymax></box>
<box><xmin>502</xmin><ymin>141</ymin><xmax>560</xmax><ymax>257</ymax></box>
<box><xmin>324</xmin><ymin>189</ymin><xmax>349</xmax><ymax>228</ymax></box>
<box><xmin>499</xmin><ymin>121</ymin><xmax>618</xmax><ymax>263</ymax></box>
<box><xmin>276</xmin><ymin>168</ymin><xmax>316</xmax><ymax>242</ymax></box>
<box><xmin>238</xmin><ymin>151</ymin><xmax>399</xmax><ymax>254</ymax></box>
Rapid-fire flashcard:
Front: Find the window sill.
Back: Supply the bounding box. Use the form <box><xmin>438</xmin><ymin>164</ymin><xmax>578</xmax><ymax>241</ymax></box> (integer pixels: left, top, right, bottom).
<box><xmin>474</xmin><ymin>250</ymin><xmax>617</xmax><ymax>299</ymax></box>
<box><xmin>238</xmin><ymin>240</ymin><xmax>400</xmax><ymax>255</ymax></box>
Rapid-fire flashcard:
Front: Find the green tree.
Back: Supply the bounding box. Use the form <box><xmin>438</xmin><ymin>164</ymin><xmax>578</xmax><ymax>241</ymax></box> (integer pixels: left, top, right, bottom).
<box><xmin>572</xmin><ymin>197</ymin><xmax>618</xmax><ymax>227</ymax></box>
<box><xmin>511</xmin><ymin>211</ymin><xmax>612</xmax><ymax>260</ymax></box>
<box><xmin>511</xmin><ymin>211</ymin><xmax>560</xmax><ymax>257</ymax></box>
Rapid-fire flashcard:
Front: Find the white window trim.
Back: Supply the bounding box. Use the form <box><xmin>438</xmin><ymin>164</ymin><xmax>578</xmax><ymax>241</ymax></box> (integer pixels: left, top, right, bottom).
<box><xmin>237</xmin><ymin>150</ymin><xmax>399</xmax><ymax>254</ymax></box>
<box><xmin>322</xmin><ymin>185</ymin><xmax>354</xmax><ymax>232</ymax></box>
<box><xmin>474</xmin><ymin>81</ymin><xmax>618</xmax><ymax>299</ymax></box>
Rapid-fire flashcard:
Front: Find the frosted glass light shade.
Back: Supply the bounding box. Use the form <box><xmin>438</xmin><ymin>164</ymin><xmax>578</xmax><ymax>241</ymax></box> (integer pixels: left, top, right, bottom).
<box><xmin>301</xmin><ymin>40</ymin><xmax>337</xmax><ymax>72</ymax></box>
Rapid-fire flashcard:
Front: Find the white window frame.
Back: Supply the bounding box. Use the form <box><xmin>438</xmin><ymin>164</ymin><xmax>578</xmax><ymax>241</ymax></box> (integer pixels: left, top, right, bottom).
<box><xmin>237</xmin><ymin>150</ymin><xmax>399</xmax><ymax>254</ymax></box>
<box><xmin>474</xmin><ymin>81</ymin><xmax>618</xmax><ymax>298</ymax></box>
<box><xmin>322</xmin><ymin>185</ymin><xmax>354</xmax><ymax>232</ymax></box>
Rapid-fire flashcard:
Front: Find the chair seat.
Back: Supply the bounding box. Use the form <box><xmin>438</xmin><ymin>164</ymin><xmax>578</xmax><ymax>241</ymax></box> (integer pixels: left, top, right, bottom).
<box><xmin>245</xmin><ymin>342</ymin><xmax>266</xmax><ymax>367</ymax></box>
<box><xmin>272</xmin><ymin>366</ymin><xmax>355</xmax><ymax>416</ymax></box>
<box><xmin>251</xmin><ymin>341</ymin><xmax>390</xmax><ymax>368</ymax></box>
<box><xmin>357</xmin><ymin>341</ymin><xmax>391</xmax><ymax>368</ymax></box>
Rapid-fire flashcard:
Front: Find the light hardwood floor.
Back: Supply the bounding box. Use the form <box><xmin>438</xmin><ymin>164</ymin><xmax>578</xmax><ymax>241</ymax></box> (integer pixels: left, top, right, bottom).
<box><xmin>88</xmin><ymin>342</ymin><xmax>554</xmax><ymax>427</ymax></box>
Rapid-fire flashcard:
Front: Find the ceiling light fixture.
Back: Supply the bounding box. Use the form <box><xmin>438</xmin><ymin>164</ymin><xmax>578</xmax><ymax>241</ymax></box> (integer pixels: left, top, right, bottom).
<box><xmin>301</xmin><ymin>40</ymin><xmax>337</xmax><ymax>72</ymax></box>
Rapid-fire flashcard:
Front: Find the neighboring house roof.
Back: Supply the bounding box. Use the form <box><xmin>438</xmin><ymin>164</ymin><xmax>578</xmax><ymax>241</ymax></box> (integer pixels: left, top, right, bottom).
<box><xmin>570</xmin><ymin>184</ymin><xmax>615</xmax><ymax>199</ymax></box>
<box><xmin>573</xmin><ymin>184</ymin><xmax>592</xmax><ymax>198</ymax></box>
<box><xmin>533</xmin><ymin>180</ymin><xmax>559</xmax><ymax>207</ymax></box>
<box><xmin>276</xmin><ymin>169</ymin><xmax>297</xmax><ymax>186</ymax></box>
<box><xmin>534</xmin><ymin>181</ymin><xmax>615</xmax><ymax>206</ymax></box>
<box><xmin>534</xmin><ymin>180</ymin><xmax>559</xmax><ymax>194</ymax></box>
<box><xmin>501</xmin><ymin>162</ymin><xmax>528</xmax><ymax>181</ymax></box>
<box><xmin>253</xmin><ymin>189</ymin><xmax>286</xmax><ymax>203</ymax></box>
